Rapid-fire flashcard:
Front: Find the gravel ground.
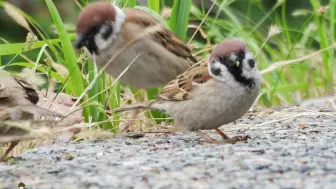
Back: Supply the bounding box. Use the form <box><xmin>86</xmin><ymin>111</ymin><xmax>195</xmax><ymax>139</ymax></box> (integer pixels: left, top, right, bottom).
<box><xmin>1</xmin><ymin>97</ymin><xmax>336</xmax><ymax>189</ymax></box>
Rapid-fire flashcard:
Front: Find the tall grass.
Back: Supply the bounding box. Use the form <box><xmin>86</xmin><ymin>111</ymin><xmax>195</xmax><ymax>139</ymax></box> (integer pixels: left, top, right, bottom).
<box><xmin>0</xmin><ymin>0</ymin><xmax>335</xmax><ymax>135</ymax></box>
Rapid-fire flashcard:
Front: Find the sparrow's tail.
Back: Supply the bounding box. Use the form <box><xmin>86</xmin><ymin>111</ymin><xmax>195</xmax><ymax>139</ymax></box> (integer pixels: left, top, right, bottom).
<box><xmin>111</xmin><ymin>100</ymin><xmax>158</xmax><ymax>113</ymax></box>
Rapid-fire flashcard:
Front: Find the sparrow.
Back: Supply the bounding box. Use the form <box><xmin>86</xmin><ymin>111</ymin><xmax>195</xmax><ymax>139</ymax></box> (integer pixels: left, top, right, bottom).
<box><xmin>0</xmin><ymin>70</ymin><xmax>62</xmax><ymax>160</ymax></box>
<box><xmin>75</xmin><ymin>2</ymin><xmax>197</xmax><ymax>89</ymax></box>
<box><xmin>112</xmin><ymin>39</ymin><xmax>262</xmax><ymax>143</ymax></box>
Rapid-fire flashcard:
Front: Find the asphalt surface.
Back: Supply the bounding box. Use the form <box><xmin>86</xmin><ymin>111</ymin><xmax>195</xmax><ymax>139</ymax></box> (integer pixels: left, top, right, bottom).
<box><xmin>0</xmin><ymin>97</ymin><xmax>335</xmax><ymax>189</ymax></box>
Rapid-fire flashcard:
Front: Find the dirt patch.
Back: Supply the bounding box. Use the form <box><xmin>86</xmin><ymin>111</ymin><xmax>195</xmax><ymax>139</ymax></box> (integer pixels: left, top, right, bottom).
<box><xmin>0</xmin><ymin>97</ymin><xmax>335</xmax><ymax>189</ymax></box>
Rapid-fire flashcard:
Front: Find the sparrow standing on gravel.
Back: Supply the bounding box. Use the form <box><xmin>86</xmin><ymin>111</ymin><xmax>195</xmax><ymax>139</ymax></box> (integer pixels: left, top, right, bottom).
<box><xmin>75</xmin><ymin>2</ymin><xmax>197</xmax><ymax>89</ymax></box>
<box><xmin>112</xmin><ymin>39</ymin><xmax>262</xmax><ymax>143</ymax></box>
<box><xmin>0</xmin><ymin>70</ymin><xmax>62</xmax><ymax>160</ymax></box>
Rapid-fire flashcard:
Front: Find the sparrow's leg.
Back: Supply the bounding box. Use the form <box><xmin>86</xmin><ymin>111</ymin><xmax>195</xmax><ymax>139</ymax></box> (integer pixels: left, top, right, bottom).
<box><xmin>223</xmin><ymin>136</ymin><xmax>249</xmax><ymax>144</ymax></box>
<box><xmin>0</xmin><ymin>141</ymin><xmax>19</xmax><ymax>162</ymax></box>
<box><xmin>196</xmin><ymin>131</ymin><xmax>219</xmax><ymax>143</ymax></box>
<box><xmin>121</xmin><ymin>89</ymin><xmax>146</xmax><ymax>132</ymax></box>
<box><xmin>215</xmin><ymin>129</ymin><xmax>249</xmax><ymax>143</ymax></box>
<box><xmin>120</xmin><ymin>108</ymin><xmax>140</xmax><ymax>132</ymax></box>
<box><xmin>215</xmin><ymin>128</ymin><xmax>230</xmax><ymax>140</ymax></box>
<box><xmin>197</xmin><ymin>131</ymin><xmax>248</xmax><ymax>144</ymax></box>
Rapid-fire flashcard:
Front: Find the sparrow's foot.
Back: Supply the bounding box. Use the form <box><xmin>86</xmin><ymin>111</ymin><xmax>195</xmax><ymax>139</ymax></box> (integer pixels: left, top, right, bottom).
<box><xmin>215</xmin><ymin>128</ymin><xmax>230</xmax><ymax>140</ymax></box>
<box><xmin>0</xmin><ymin>141</ymin><xmax>19</xmax><ymax>162</ymax></box>
<box><xmin>197</xmin><ymin>131</ymin><xmax>249</xmax><ymax>144</ymax></box>
<box><xmin>0</xmin><ymin>157</ymin><xmax>7</xmax><ymax>162</ymax></box>
<box><xmin>196</xmin><ymin>131</ymin><xmax>221</xmax><ymax>143</ymax></box>
<box><xmin>120</xmin><ymin>109</ymin><xmax>140</xmax><ymax>132</ymax></box>
<box><xmin>0</xmin><ymin>156</ymin><xmax>14</xmax><ymax>162</ymax></box>
<box><xmin>125</xmin><ymin>133</ymin><xmax>145</xmax><ymax>139</ymax></box>
<box><xmin>223</xmin><ymin>135</ymin><xmax>250</xmax><ymax>144</ymax></box>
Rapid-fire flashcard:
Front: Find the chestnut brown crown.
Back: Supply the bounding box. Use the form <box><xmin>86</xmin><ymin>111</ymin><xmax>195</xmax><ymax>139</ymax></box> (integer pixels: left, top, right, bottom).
<box><xmin>209</xmin><ymin>39</ymin><xmax>249</xmax><ymax>63</ymax></box>
<box><xmin>76</xmin><ymin>2</ymin><xmax>116</xmax><ymax>34</ymax></box>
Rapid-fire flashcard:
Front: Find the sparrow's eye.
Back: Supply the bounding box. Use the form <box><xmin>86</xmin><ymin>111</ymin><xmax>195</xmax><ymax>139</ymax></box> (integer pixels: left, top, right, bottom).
<box><xmin>91</xmin><ymin>25</ymin><xmax>101</xmax><ymax>34</ymax></box>
<box><xmin>237</xmin><ymin>50</ymin><xmax>245</xmax><ymax>59</ymax></box>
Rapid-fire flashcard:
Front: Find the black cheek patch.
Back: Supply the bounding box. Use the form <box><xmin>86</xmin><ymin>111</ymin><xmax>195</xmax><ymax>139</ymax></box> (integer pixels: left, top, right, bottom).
<box><xmin>86</xmin><ymin>35</ymin><xmax>99</xmax><ymax>55</ymax></box>
<box><xmin>102</xmin><ymin>24</ymin><xmax>113</xmax><ymax>40</ymax></box>
<box><xmin>226</xmin><ymin>59</ymin><xmax>255</xmax><ymax>88</ymax></box>
<box><xmin>248</xmin><ymin>59</ymin><xmax>255</xmax><ymax>68</ymax></box>
<box><xmin>229</xmin><ymin>66</ymin><xmax>255</xmax><ymax>88</ymax></box>
<box><xmin>216</xmin><ymin>53</ymin><xmax>255</xmax><ymax>89</ymax></box>
<box><xmin>211</xmin><ymin>67</ymin><xmax>222</xmax><ymax>76</ymax></box>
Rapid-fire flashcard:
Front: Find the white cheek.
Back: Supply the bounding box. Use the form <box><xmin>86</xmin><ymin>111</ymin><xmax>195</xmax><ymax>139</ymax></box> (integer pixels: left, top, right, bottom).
<box><xmin>94</xmin><ymin>34</ymin><xmax>114</xmax><ymax>51</ymax></box>
<box><xmin>208</xmin><ymin>61</ymin><xmax>231</xmax><ymax>83</ymax></box>
<box><xmin>209</xmin><ymin>61</ymin><xmax>226</xmax><ymax>75</ymax></box>
<box><xmin>244</xmin><ymin>51</ymin><xmax>254</xmax><ymax>61</ymax></box>
<box><xmin>112</xmin><ymin>4</ymin><xmax>126</xmax><ymax>34</ymax></box>
<box><xmin>242</xmin><ymin>52</ymin><xmax>256</xmax><ymax>79</ymax></box>
<box><xmin>93</xmin><ymin>3</ymin><xmax>126</xmax><ymax>53</ymax></box>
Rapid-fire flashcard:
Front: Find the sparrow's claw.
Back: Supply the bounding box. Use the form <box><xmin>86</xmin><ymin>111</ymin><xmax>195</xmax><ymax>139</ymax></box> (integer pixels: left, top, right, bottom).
<box><xmin>120</xmin><ymin>109</ymin><xmax>140</xmax><ymax>133</ymax></box>
<box><xmin>0</xmin><ymin>156</ymin><xmax>12</xmax><ymax>162</ymax></box>
<box><xmin>225</xmin><ymin>135</ymin><xmax>250</xmax><ymax>144</ymax></box>
<box><xmin>197</xmin><ymin>130</ymin><xmax>250</xmax><ymax>144</ymax></box>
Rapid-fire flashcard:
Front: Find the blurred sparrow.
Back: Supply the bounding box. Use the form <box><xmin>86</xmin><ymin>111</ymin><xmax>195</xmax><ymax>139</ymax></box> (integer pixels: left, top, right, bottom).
<box><xmin>112</xmin><ymin>39</ymin><xmax>262</xmax><ymax>143</ymax></box>
<box><xmin>0</xmin><ymin>70</ymin><xmax>62</xmax><ymax>160</ymax></box>
<box><xmin>75</xmin><ymin>2</ymin><xmax>197</xmax><ymax>89</ymax></box>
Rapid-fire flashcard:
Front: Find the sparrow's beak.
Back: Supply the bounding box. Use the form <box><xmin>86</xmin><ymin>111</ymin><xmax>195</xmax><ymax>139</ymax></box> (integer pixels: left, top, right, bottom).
<box><xmin>236</xmin><ymin>60</ymin><xmax>240</xmax><ymax>67</ymax></box>
<box><xmin>75</xmin><ymin>34</ymin><xmax>86</xmax><ymax>49</ymax></box>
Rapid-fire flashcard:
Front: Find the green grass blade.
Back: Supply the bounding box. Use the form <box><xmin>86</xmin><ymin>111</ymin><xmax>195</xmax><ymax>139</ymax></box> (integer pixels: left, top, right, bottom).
<box><xmin>45</xmin><ymin>0</ymin><xmax>90</xmax><ymax>118</ymax></box>
<box><xmin>108</xmin><ymin>81</ymin><xmax>121</xmax><ymax>133</ymax></box>
<box><xmin>88</xmin><ymin>61</ymin><xmax>100</xmax><ymax>122</ymax></box>
<box><xmin>0</xmin><ymin>36</ymin><xmax>75</xmax><ymax>56</ymax></box>
<box><xmin>169</xmin><ymin>0</ymin><xmax>192</xmax><ymax>40</ymax></box>
<box><xmin>121</xmin><ymin>0</ymin><xmax>137</xmax><ymax>7</ymax></box>
<box><xmin>309</xmin><ymin>0</ymin><xmax>333</xmax><ymax>94</ymax></box>
<box><xmin>45</xmin><ymin>0</ymin><xmax>84</xmax><ymax>95</ymax></box>
<box><xmin>148</xmin><ymin>0</ymin><xmax>160</xmax><ymax>12</ymax></box>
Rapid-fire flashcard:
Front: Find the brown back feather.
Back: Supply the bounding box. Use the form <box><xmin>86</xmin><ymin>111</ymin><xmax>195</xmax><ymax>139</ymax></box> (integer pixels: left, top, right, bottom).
<box><xmin>123</xmin><ymin>8</ymin><xmax>197</xmax><ymax>63</ymax></box>
<box><xmin>157</xmin><ymin>60</ymin><xmax>211</xmax><ymax>101</ymax></box>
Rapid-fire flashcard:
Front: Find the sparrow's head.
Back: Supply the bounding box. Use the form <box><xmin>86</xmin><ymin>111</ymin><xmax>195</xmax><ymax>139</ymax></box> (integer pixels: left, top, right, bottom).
<box><xmin>208</xmin><ymin>39</ymin><xmax>258</xmax><ymax>88</ymax></box>
<box><xmin>75</xmin><ymin>2</ymin><xmax>125</xmax><ymax>55</ymax></box>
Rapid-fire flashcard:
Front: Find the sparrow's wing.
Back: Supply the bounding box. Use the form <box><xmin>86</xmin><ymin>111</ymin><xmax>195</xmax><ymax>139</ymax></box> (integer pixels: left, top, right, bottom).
<box><xmin>123</xmin><ymin>8</ymin><xmax>197</xmax><ymax>63</ymax></box>
<box><xmin>0</xmin><ymin>70</ymin><xmax>39</xmax><ymax>104</ymax></box>
<box><xmin>14</xmin><ymin>78</ymin><xmax>39</xmax><ymax>104</ymax></box>
<box><xmin>0</xmin><ymin>70</ymin><xmax>63</xmax><ymax>119</ymax></box>
<box><xmin>157</xmin><ymin>60</ymin><xmax>212</xmax><ymax>101</ymax></box>
<box><xmin>0</xmin><ymin>109</ymin><xmax>10</xmax><ymax>120</ymax></box>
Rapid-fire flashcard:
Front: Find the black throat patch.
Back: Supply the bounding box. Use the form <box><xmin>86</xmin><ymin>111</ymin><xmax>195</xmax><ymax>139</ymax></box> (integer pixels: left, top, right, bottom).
<box><xmin>80</xmin><ymin>24</ymin><xmax>101</xmax><ymax>54</ymax></box>
<box><xmin>82</xmin><ymin>23</ymin><xmax>113</xmax><ymax>55</ymax></box>
<box><xmin>219</xmin><ymin>52</ymin><xmax>255</xmax><ymax>88</ymax></box>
